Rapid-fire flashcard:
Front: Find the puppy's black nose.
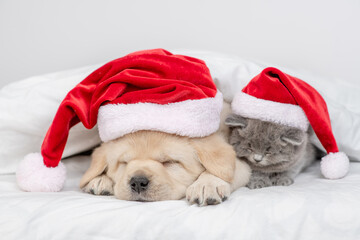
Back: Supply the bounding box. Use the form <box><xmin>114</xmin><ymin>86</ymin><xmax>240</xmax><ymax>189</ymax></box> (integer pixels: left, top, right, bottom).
<box><xmin>130</xmin><ymin>176</ymin><xmax>149</xmax><ymax>193</ymax></box>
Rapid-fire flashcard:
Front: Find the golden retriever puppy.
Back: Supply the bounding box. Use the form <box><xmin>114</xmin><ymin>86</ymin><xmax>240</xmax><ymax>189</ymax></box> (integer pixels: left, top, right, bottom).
<box><xmin>80</xmin><ymin>130</ymin><xmax>250</xmax><ymax>206</ymax></box>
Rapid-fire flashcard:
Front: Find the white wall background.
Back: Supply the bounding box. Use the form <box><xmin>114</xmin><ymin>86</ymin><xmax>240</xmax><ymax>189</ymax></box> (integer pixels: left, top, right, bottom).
<box><xmin>0</xmin><ymin>0</ymin><xmax>359</xmax><ymax>88</ymax></box>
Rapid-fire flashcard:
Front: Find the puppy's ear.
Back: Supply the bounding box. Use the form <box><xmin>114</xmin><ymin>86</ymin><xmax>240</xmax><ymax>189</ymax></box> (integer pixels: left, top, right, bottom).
<box><xmin>191</xmin><ymin>134</ymin><xmax>236</xmax><ymax>183</ymax></box>
<box><xmin>225</xmin><ymin>114</ymin><xmax>247</xmax><ymax>128</ymax></box>
<box><xmin>79</xmin><ymin>146</ymin><xmax>108</xmax><ymax>188</ymax></box>
<box><xmin>280</xmin><ymin>128</ymin><xmax>305</xmax><ymax>146</ymax></box>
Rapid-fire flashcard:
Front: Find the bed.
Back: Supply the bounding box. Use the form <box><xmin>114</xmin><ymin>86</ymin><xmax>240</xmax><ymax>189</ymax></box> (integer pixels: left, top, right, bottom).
<box><xmin>1</xmin><ymin>50</ymin><xmax>360</xmax><ymax>240</ymax></box>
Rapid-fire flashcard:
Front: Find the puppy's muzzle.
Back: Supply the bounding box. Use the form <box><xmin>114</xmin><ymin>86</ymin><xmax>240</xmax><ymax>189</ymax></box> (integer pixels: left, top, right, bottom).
<box><xmin>130</xmin><ymin>176</ymin><xmax>149</xmax><ymax>193</ymax></box>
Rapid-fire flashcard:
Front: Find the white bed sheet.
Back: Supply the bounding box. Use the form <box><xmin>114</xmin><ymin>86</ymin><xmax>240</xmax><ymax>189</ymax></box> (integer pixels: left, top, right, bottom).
<box><xmin>1</xmin><ymin>155</ymin><xmax>360</xmax><ymax>240</ymax></box>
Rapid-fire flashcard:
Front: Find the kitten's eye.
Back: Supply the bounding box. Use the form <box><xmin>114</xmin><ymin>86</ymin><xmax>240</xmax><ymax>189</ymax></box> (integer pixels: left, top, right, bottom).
<box><xmin>265</xmin><ymin>147</ymin><xmax>272</xmax><ymax>156</ymax></box>
<box><xmin>246</xmin><ymin>143</ymin><xmax>253</xmax><ymax>152</ymax></box>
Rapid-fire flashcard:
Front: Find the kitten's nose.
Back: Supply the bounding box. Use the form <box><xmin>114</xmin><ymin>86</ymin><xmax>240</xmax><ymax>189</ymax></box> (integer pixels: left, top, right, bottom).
<box><xmin>254</xmin><ymin>154</ymin><xmax>263</xmax><ymax>162</ymax></box>
<box><xmin>130</xmin><ymin>176</ymin><xmax>149</xmax><ymax>193</ymax></box>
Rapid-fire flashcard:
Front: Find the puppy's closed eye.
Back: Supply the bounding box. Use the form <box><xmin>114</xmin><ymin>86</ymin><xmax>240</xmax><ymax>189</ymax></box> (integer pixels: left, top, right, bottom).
<box><xmin>162</xmin><ymin>160</ymin><xmax>181</xmax><ymax>167</ymax></box>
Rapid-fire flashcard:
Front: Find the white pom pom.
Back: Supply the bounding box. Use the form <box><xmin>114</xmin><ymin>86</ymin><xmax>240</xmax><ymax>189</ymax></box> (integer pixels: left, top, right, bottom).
<box><xmin>16</xmin><ymin>153</ymin><xmax>66</xmax><ymax>192</ymax></box>
<box><xmin>320</xmin><ymin>152</ymin><xmax>349</xmax><ymax>179</ymax></box>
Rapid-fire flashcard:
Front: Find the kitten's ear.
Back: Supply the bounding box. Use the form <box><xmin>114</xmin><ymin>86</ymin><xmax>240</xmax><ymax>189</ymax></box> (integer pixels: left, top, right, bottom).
<box><xmin>225</xmin><ymin>114</ymin><xmax>247</xmax><ymax>128</ymax></box>
<box><xmin>280</xmin><ymin>128</ymin><xmax>305</xmax><ymax>146</ymax></box>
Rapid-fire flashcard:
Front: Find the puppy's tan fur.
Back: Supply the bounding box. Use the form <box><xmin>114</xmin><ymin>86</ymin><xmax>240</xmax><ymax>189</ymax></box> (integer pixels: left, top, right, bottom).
<box><xmin>80</xmin><ymin>102</ymin><xmax>251</xmax><ymax>205</ymax></box>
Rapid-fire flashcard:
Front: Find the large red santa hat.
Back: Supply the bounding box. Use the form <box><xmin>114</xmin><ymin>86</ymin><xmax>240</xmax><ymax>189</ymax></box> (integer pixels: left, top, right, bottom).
<box><xmin>16</xmin><ymin>49</ymin><xmax>223</xmax><ymax>192</ymax></box>
<box><xmin>231</xmin><ymin>67</ymin><xmax>349</xmax><ymax>179</ymax></box>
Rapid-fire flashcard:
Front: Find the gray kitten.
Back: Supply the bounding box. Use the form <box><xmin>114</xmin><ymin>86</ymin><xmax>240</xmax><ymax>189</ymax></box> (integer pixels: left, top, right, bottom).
<box><xmin>225</xmin><ymin>114</ymin><xmax>317</xmax><ymax>189</ymax></box>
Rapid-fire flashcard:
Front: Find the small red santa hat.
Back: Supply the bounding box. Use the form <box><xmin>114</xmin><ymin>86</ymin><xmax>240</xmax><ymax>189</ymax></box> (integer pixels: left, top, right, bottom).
<box><xmin>16</xmin><ymin>49</ymin><xmax>223</xmax><ymax>192</ymax></box>
<box><xmin>232</xmin><ymin>67</ymin><xmax>349</xmax><ymax>179</ymax></box>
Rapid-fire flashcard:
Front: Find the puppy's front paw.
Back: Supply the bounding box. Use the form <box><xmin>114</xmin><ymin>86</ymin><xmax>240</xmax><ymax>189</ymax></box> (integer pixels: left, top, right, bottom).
<box><xmin>82</xmin><ymin>175</ymin><xmax>114</xmax><ymax>196</ymax></box>
<box><xmin>186</xmin><ymin>173</ymin><xmax>230</xmax><ymax>206</ymax></box>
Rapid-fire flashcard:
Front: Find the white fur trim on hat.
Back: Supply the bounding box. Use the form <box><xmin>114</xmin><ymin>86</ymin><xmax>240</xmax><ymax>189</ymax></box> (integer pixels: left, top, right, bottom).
<box><xmin>16</xmin><ymin>153</ymin><xmax>67</xmax><ymax>192</ymax></box>
<box><xmin>232</xmin><ymin>92</ymin><xmax>309</xmax><ymax>131</ymax></box>
<box><xmin>320</xmin><ymin>152</ymin><xmax>349</xmax><ymax>179</ymax></box>
<box><xmin>98</xmin><ymin>92</ymin><xmax>223</xmax><ymax>142</ymax></box>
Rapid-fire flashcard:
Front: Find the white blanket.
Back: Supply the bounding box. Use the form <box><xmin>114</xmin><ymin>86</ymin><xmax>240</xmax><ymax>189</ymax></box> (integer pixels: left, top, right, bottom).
<box><xmin>1</xmin><ymin>155</ymin><xmax>360</xmax><ymax>240</ymax></box>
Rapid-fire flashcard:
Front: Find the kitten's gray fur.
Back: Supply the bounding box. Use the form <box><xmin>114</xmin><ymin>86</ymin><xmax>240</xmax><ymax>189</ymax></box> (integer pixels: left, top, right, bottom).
<box><xmin>225</xmin><ymin>114</ymin><xmax>317</xmax><ymax>189</ymax></box>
